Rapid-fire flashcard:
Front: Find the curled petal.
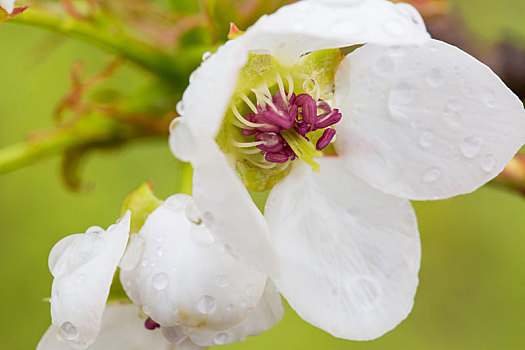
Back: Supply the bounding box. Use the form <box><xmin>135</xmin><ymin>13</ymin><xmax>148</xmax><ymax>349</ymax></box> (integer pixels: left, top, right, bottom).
<box><xmin>265</xmin><ymin>158</ymin><xmax>420</xmax><ymax>340</ymax></box>
<box><xmin>48</xmin><ymin>212</ymin><xmax>131</xmax><ymax>349</ymax></box>
<box><xmin>335</xmin><ymin>39</ymin><xmax>525</xmax><ymax>200</ymax></box>
<box><xmin>120</xmin><ymin>198</ymin><xmax>268</xmax><ymax>332</ymax></box>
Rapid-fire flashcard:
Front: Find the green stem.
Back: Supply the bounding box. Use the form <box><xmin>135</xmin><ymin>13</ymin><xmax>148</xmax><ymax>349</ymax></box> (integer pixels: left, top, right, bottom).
<box><xmin>178</xmin><ymin>161</ymin><xmax>194</xmax><ymax>195</ymax></box>
<box><xmin>10</xmin><ymin>11</ymin><xmax>202</xmax><ymax>88</ymax></box>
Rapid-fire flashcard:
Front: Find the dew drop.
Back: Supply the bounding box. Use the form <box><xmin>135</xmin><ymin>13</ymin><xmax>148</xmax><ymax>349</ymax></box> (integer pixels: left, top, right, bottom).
<box><xmin>481</xmin><ymin>154</ymin><xmax>496</xmax><ymax>172</ymax></box>
<box><xmin>169</xmin><ymin>118</ymin><xmax>179</xmax><ymax>134</ymax></box>
<box><xmin>426</xmin><ymin>66</ymin><xmax>444</xmax><ymax>88</ymax></box>
<box><xmin>460</xmin><ymin>137</ymin><xmax>482</xmax><ymax>159</ymax></box>
<box><xmin>214</xmin><ymin>332</ymin><xmax>230</xmax><ymax>345</ymax></box>
<box><xmin>202</xmin><ymin>51</ymin><xmax>212</xmax><ymax>61</ymax></box>
<box><xmin>156</xmin><ymin>247</ymin><xmax>165</xmax><ymax>257</ymax></box>
<box><xmin>75</xmin><ymin>274</ymin><xmax>86</xmax><ymax>285</ymax></box>
<box><xmin>419</xmin><ymin>131</ymin><xmax>436</xmax><ymax>148</ymax></box>
<box><xmin>185</xmin><ymin>199</ymin><xmax>202</xmax><ymax>225</ymax></box>
<box><xmin>152</xmin><ymin>273</ymin><xmax>169</xmax><ymax>290</ymax></box>
<box><xmin>374</xmin><ymin>56</ymin><xmax>395</xmax><ymax>75</ymax></box>
<box><xmin>215</xmin><ymin>274</ymin><xmax>229</xmax><ymax>288</ymax></box>
<box><xmin>59</xmin><ymin>322</ymin><xmax>79</xmax><ymax>341</ymax></box>
<box><xmin>164</xmin><ymin>194</ymin><xmax>190</xmax><ymax>212</ymax></box>
<box><xmin>141</xmin><ymin>257</ymin><xmax>150</xmax><ymax>268</ymax></box>
<box><xmin>197</xmin><ymin>295</ymin><xmax>216</xmax><ymax>314</ymax></box>
<box><xmin>423</xmin><ymin>168</ymin><xmax>441</xmax><ymax>183</ymax></box>
<box><xmin>176</xmin><ymin>100</ymin><xmax>184</xmax><ymax>116</ymax></box>
<box><xmin>86</xmin><ymin>226</ymin><xmax>104</xmax><ymax>235</ymax></box>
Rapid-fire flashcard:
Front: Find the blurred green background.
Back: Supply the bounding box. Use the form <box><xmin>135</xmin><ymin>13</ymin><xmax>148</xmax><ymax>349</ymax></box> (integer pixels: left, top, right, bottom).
<box><xmin>1</xmin><ymin>0</ymin><xmax>525</xmax><ymax>349</ymax></box>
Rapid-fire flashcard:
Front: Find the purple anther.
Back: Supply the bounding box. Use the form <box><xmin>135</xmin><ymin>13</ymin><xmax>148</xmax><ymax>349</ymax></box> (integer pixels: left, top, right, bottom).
<box><xmin>242</xmin><ymin>129</ymin><xmax>257</xmax><ymax>136</ymax></box>
<box><xmin>145</xmin><ymin>317</ymin><xmax>161</xmax><ymax>330</ymax></box>
<box><xmin>316</xmin><ymin>128</ymin><xmax>336</xmax><ymax>150</ymax></box>
<box><xmin>255</xmin><ymin>132</ymin><xmax>285</xmax><ymax>153</ymax></box>
<box><xmin>315</xmin><ymin>109</ymin><xmax>342</xmax><ymax>129</ymax></box>
<box><xmin>261</xmin><ymin>110</ymin><xmax>295</xmax><ymax>130</ymax></box>
<box><xmin>265</xmin><ymin>151</ymin><xmax>290</xmax><ymax>163</ymax></box>
<box><xmin>296</xmin><ymin>94</ymin><xmax>317</xmax><ymax>128</ymax></box>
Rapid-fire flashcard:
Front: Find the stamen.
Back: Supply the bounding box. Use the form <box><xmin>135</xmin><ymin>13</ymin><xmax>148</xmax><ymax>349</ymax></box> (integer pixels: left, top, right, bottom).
<box><xmin>231</xmin><ymin>104</ymin><xmax>268</xmax><ymax>128</ymax></box>
<box><xmin>248</xmin><ymin>158</ymin><xmax>278</xmax><ymax>169</ymax></box>
<box><xmin>144</xmin><ymin>317</ymin><xmax>160</xmax><ymax>330</ymax></box>
<box><xmin>251</xmin><ymin>88</ymin><xmax>267</xmax><ymax>108</ymax></box>
<box><xmin>240</xmin><ymin>148</ymin><xmax>263</xmax><ymax>154</ymax></box>
<box><xmin>232</xmin><ymin>120</ymin><xmax>254</xmax><ymax>129</ymax></box>
<box><xmin>232</xmin><ymin>140</ymin><xmax>266</xmax><ymax>148</ymax></box>
<box><xmin>276</xmin><ymin>73</ymin><xmax>288</xmax><ymax>108</ymax></box>
<box><xmin>286</xmin><ymin>74</ymin><xmax>294</xmax><ymax>101</ymax></box>
<box><xmin>316</xmin><ymin>128</ymin><xmax>336</xmax><ymax>151</ymax></box>
<box><xmin>240</xmin><ymin>93</ymin><xmax>258</xmax><ymax>113</ymax></box>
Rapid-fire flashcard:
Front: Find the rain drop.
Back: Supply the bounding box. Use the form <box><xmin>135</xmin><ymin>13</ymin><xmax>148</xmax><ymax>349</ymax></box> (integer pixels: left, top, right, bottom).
<box><xmin>86</xmin><ymin>226</ymin><xmax>104</xmax><ymax>235</ymax></box>
<box><xmin>460</xmin><ymin>137</ymin><xmax>482</xmax><ymax>159</ymax></box>
<box><xmin>59</xmin><ymin>322</ymin><xmax>79</xmax><ymax>341</ymax></box>
<box><xmin>374</xmin><ymin>56</ymin><xmax>395</xmax><ymax>75</ymax></box>
<box><xmin>176</xmin><ymin>100</ymin><xmax>184</xmax><ymax>116</ymax></box>
<box><xmin>164</xmin><ymin>194</ymin><xmax>190</xmax><ymax>212</ymax></box>
<box><xmin>197</xmin><ymin>295</ymin><xmax>216</xmax><ymax>314</ymax></box>
<box><xmin>423</xmin><ymin>168</ymin><xmax>441</xmax><ymax>183</ymax></box>
<box><xmin>141</xmin><ymin>257</ymin><xmax>150</xmax><ymax>268</ymax></box>
<box><xmin>156</xmin><ymin>247</ymin><xmax>165</xmax><ymax>257</ymax></box>
<box><xmin>202</xmin><ymin>51</ymin><xmax>212</xmax><ymax>61</ymax></box>
<box><xmin>419</xmin><ymin>131</ymin><xmax>436</xmax><ymax>148</ymax></box>
<box><xmin>481</xmin><ymin>154</ymin><xmax>496</xmax><ymax>172</ymax></box>
<box><xmin>214</xmin><ymin>332</ymin><xmax>230</xmax><ymax>345</ymax></box>
<box><xmin>426</xmin><ymin>66</ymin><xmax>444</xmax><ymax>88</ymax></box>
<box><xmin>215</xmin><ymin>274</ymin><xmax>229</xmax><ymax>288</ymax></box>
<box><xmin>152</xmin><ymin>273</ymin><xmax>169</xmax><ymax>290</ymax></box>
<box><xmin>185</xmin><ymin>199</ymin><xmax>202</xmax><ymax>225</ymax></box>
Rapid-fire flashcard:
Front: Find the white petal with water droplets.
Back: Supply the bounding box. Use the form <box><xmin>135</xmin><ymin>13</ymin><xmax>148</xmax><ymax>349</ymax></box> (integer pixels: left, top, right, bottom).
<box><xmin>188</xmin><ymin>279</ymin><xmax>283</xmax><ymax>346</ymax></box>
<box><xmin>0</xmin><ymin>0</ymin><xmax>15</xmax><ymax>14</ymax></box>
<box><xmin>335</xmin><ymin>39</ymin><xmax>525</xmax><ymax>200</ymax></box>
<box><xmin>245</xmin><ymin>0</ymin><xmax>429</xmax><ymax>64</ymax></box>
<box><xmin>120</xmin><ymin>200</ymin><xmax>267</xmax><ymax>332</ymax></box>
<box><xmin>48</xmin><ymin>212</ymin><xmax>131</xmax><ymax>349</ymax></box>
<box><xmin>191</xmin><ymin>139</ymin><xmax>278</xmax><ymax>275</ymax></box>
<box><xmin>37</xmin><ymin>303</ymin><xmax>175</xmax><ymax>350</ymax></box>
<box><xmin>265</xmin><ymin>158</ymin><xmax>420</xmax><ymax>340</ymax></box>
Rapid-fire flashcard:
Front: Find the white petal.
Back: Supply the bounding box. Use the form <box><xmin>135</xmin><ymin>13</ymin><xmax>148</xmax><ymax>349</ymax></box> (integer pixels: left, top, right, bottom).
<box><xmin>120</xmin><ymin>199</ymin><xmax>268</xmax><ymax>333</ymax></box>
<box><xmin>334</xmin><ymin>39</ymin><xmax>525</xmax><ymax>200</ymax></box>
<box><xmin>191</xmin><ymin>140</ymin><xmax>278</xmax><ymax>275</ymax></box>
<box><xmin>48</xmin><ymin>212</ymin><xmax>131</xmax><ymax>349</ymax></box>
<box><xmin>188</xmin><ymin>279</ymin><xmax>283</xmax><ymax>346</ymax></box>
<box><xmin>265</xmin><ymin>158</ymin><xmax>420</xmax><ymax>340</ymax></box>
<box><xmin>245</xmin><ymin>0</ymin><xmax>429</xmax><ymax>64</ymax></box>
<box><xmin>37</xmin><ymin>303</ymin><xmax>174</xmax><ymax>350</ymax></box>
<box><xmin>0</xmin><ymin>0</ymin><xmax>15</xmax><ymax>14</ymax></box>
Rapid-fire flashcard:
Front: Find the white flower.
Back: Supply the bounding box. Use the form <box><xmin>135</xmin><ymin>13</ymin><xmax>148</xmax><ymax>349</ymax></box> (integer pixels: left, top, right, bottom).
<box><xmin>169</xmin><ymin>0</ymin><xmax>525</xmax><ymax>341</ymax></box>
<box><xmin>39</xmin><ymin>196</ymin><xmax>282</xmax><ymax>349</ymax></box>
<box><xmin>0</xmin><ymin>0</ymin><xmax>15</xmax><ymax>14</ymax></box>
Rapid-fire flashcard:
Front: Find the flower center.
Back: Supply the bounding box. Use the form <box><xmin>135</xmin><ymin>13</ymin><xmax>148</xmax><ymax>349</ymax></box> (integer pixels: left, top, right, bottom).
<box><xmin>216</xmin><ymin>49</ymin><xmax>344</xmax><ymax>191</ymax></box>
<box><xmin>231</xmin><ymin>77</ymin><xmax>341</xmax><ymax>172</ymax></box>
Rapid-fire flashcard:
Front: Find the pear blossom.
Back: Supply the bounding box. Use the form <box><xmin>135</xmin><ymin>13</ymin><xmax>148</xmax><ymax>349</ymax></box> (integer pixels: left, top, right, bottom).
<box><xmin>169</xmin><ymin>0</ymin><xmax>525</xmax><ymax>341</ymax></box>
<box><xmin>39</xmin><ymin>196</ymin><xmax>282</xmax><ymax>349</ymax></box>
<box><xmin>0</xmin><ymin>0</ymin><xmax>15</xmax><ymax>14</ymax></box>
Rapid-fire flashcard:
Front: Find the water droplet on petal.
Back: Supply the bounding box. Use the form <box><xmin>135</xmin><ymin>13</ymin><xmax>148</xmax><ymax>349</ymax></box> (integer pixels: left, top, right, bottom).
<box><xmin>59</xmin><ymin>322</ymin><xmax>79</xmax><ymax>341</ymax></box>
<box><xmin>141</xmin><ymin>257</ymin><xmax>150</xmax><ymax>268</ymax></box>
<box><xmin>481</xmin><ymin>154</ymin><xmax>496</xmax><ymax>172</ymax></box>
<box><xmin>374</xmin><ymin>56</ymin><xmax>395</xmax><ymax>75</ymax></box>
<box><xmin>176</xmin><ymin>101</ymin><xmax>184</xmax><ymax>116</ymax></box>
<box><xmin>86</xmin><ymin>226</ymin><xmax>104</xmax><ymax>235</ymax></box>
<box><xmin>164</xmin><ymin>194</ymin><xmax>190</xmax><ymax>212</ymax></box>
<box><xmin>202</xmin><ymin>51</ymin><xmax>212</xmax><ymax>61</ymax></box>
<box><xmin>197</xmin><ymin>295</ymin><xmax>216</xmax><ymax>314</ymax></box>
<box><xmin>460</xmin><ymin>137</ymin><xmax>482</xmax><ymax>158</ymax></box>
<box><xmin>423</xmin><ymin>168</ymin><xmax>441</xmax><ymax>183</ymax></box>
<box><xmin>214</xmin><ymin>332</ymin><xmax>230</xmax><ymax>345</ymax></box>
<box><xmin>426</xmin><ymin>66</ymin><xmax>444</xmax><ymax>88</ymax></box>
<box><xmin>185</xmin><ymin>199</ymin><xmax>202</xmax><ymax>225</ymax></box>
<box><xmin>156</xmin><ymin>247</ymin><xmax>165</xmax><ymax>257</ymax></box>
<box><xmin>152</xmin><ymin>273</ymin><xmax>169</xmax><ymax>290</ymax></box>
<box><xmin>215</xmin><ymin>274</ymin><xmax>229</xmax><ymax>288</ymax></box>
<box><xmin>419</xmin><ymin>131</ymin><xmax>436</xmax><ymax>148</ymax></box>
